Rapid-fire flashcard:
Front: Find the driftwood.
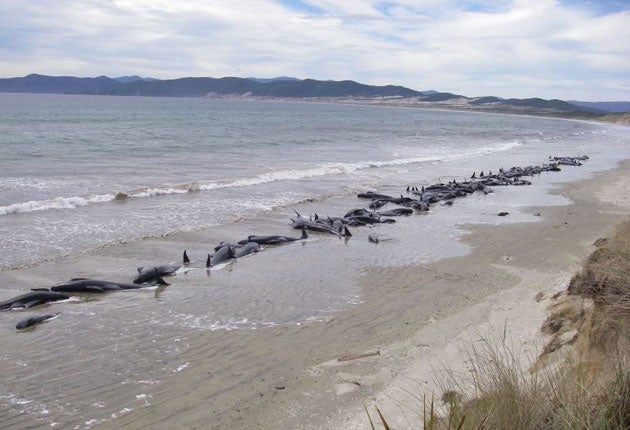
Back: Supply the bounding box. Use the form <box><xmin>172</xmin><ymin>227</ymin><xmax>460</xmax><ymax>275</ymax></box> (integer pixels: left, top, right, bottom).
<box><xmin>337</xmin><ymin>350</ymin><xmax>380</xmax><ymax>362</ymax></box>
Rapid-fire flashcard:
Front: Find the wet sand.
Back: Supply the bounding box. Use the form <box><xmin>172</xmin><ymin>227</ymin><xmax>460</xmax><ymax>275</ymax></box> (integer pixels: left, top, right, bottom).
<box><xmin>87</xmin><ymin>161</ymin><xmax>629</xmax><ymax>430</ymax></box>
<box><xmin>1</xmin><ymin>158</ymin><xmax>629</xmax><ymax>430</ymax></box>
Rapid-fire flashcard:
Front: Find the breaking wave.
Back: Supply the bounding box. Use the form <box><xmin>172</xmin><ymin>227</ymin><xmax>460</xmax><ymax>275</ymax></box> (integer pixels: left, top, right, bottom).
<box><xmin>0</xmin><ymin>140</ymin><xmax>522</xmax><ymax>216</ymax></box>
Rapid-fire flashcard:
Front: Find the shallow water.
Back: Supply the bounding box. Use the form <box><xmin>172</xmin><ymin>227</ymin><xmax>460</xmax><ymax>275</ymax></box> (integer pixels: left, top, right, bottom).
<box><xmin>1</xmin><ymin>94</ymin><xmax>629</xmax><ymax>428</ymax></box>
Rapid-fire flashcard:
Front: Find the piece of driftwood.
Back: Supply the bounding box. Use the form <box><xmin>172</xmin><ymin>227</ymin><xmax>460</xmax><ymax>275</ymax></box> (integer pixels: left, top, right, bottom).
<box><xmin>337</xmin><ymin>350</ymin><xmax>380</xmax><ymax>362</ymax></box>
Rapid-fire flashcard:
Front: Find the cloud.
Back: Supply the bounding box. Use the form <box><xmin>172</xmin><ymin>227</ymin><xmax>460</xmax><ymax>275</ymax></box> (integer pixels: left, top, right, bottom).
<box><xmin>0</xmin><ymin>0</ymin><xmax>628</xmax><ymax>100</ymax></box>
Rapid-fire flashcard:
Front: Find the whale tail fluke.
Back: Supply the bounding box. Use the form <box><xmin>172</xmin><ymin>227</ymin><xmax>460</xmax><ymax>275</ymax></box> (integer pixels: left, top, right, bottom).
<box><xmin>183</xmin><ymin>250</ymin><xmax>190</xmax><ymax>264</ymax></box>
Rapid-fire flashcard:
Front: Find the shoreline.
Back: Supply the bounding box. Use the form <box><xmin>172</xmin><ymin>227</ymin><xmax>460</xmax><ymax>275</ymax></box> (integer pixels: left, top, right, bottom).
<box><xmin>198</xmin><ymin>94</ymin><xmax>630</xmax><ymax>126</ymax></box>
<box><xmin>93</xmin><ymin>160</ymin><xmax>630</xmax><ymax>430</ymax></box>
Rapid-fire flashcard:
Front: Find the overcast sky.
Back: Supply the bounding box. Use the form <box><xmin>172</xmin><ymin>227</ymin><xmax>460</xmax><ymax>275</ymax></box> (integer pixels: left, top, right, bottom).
<box><xmin>1</xmin><ymin>0</ymin><xmax>628</xmax><ymax>101</ymax></box>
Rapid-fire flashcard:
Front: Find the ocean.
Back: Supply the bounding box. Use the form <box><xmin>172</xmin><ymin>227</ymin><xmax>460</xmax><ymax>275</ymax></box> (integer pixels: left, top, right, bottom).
<box><xmin>0</xmin><ymin>93</ymin><xmax>629</xmax><ymax>428</ymax></box>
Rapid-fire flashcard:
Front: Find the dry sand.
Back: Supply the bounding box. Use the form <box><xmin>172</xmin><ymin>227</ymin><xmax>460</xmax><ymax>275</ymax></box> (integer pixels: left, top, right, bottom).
<box><xmin>98</xmin><ymin>160</ymin><xmax>630</xmax><ymax>430</ymax></box>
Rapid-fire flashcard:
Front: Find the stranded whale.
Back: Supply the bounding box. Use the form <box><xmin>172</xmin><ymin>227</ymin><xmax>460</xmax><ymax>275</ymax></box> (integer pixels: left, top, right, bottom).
<box><xmin>133</xmin><ymin>250</ymin><xmax>190</xmax><ymax>284</ymax></box>
<box><xmin>0</xmin><ymin>291</ymin><xmax>70</xmax><ymax>310</ymax></box>
<box><xmin>244</xmin><ymin>228</ymin><xmax>308</xmax><ymax>245</ymax></box>
<box><xmin>51</xmin><ymin>278</ymin><xmax>149</xmax><ymax>293</ymax></box>
<box><xmin>15</xmin><ymin>313</ymin><xmax>59</xmax><ymax>330</ymax></box>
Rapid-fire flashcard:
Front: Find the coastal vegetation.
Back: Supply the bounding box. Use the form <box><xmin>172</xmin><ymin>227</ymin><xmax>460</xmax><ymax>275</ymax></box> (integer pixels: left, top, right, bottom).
<box><xmin>369</xmin><ymin>218</ymin><xmax>630</xmax><ymax>429</ymax></box>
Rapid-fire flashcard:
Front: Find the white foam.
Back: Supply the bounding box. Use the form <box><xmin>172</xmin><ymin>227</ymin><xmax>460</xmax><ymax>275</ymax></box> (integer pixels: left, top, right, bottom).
<box><xmin>0</xmin><ymin>194</ymin><xmax>115</xmax><ymax>215</ymax></box>
<box><xmin>0</xmin><ymin>139</ymin><xmax>521</xmax><ymax>217</ymax></box>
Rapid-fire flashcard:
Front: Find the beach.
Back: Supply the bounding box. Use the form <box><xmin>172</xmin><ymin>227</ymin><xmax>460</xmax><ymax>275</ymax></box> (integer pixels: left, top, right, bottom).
<box><xmin>0</xmin><ymin>96</ymin><xmax>629</xmax><ymax>429</ymax></box>
<box><xmin>74</xmin><ymin>158</ymin><xmax>630</xmax><ymax>430</ymax></box>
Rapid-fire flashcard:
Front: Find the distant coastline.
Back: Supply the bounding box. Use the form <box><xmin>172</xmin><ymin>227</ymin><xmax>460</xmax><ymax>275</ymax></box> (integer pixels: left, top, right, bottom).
<box><xmin>1</xmin><ymin>74</ymin><xmax>628</xmax><ymax>124</ymax></box>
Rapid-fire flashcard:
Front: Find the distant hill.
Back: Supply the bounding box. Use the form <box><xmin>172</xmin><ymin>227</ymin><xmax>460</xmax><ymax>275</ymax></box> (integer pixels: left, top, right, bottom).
<box><xmin>467</xmin><ymin>96</ymin><xmax>604</xmax><ymax>114</ymax></box>
<box><xmin>245</xmin><ymin>76</ymin><xmax>300</xmax><ymax>84</ymax></box>
<box><xmin>0</xmin><ymin>73</ymin><xmax>623</xmax><ymax>117</ymax></box>
<box><xmin>0</xmin><ymin>74</ymin><xmax>119</xmax><ymax>94</ymax></box>
<box><xmin>97</xmin><ymin>76</ymin><xmax>429</xmax><ymax>98</ymax></box>
<box><xmin>567</xmin><ymin>100</ymin><xmax>630</xmax><ymax>113</ymax></box>
<box><xmin>113</xmin><ymin>75</ymin><xmax>158</xmax><ymax>83</ymax></box>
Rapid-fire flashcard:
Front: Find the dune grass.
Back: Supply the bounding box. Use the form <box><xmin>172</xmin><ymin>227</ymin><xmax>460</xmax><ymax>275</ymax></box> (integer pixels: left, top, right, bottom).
<box><xmin>368</xmin><ymin>219</ymin><xmax>630</xmax><ymax>429</ymax></box>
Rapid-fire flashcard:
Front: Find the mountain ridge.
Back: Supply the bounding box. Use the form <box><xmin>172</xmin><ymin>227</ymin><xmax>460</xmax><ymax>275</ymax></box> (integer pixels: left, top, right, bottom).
<box><xmin>0</xmin><ymin>73</ymin><xmax>626</xmax><ymax>114</ymax></box>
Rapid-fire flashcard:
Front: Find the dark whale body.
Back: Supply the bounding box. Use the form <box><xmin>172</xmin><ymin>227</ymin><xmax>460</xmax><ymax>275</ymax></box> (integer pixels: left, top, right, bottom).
<box><xmin>233</xmin><ymin>242</ymin><xmax>261</xmax><ymax>258</ymax></box>
<box><xmin>51</xmin><ymin>278</ymin><xmax>145</xmax><ymax>293</ymax></box>
<box><xmin>245</xmin><ymin>228</ymin><xmax>308</xmax><ymax>245</ymax></box>
<box><xmin>15</xmin><ymin>313</ymin><xmax>59</xmax><ymax>330</ymax></box>
<box><xmin>0</xmin><ymin>291</ymin><xmax>70</xmax><ymax>310</ymax></box>
<box><xmin>133</xmin><ymin>251</ymin><xmax>189</xmax><ymax>284</ymax></box>
<box><xmin>207</xmin><ymin>245</ymin><xmax>235</xmax><ymax>267</ymax></box>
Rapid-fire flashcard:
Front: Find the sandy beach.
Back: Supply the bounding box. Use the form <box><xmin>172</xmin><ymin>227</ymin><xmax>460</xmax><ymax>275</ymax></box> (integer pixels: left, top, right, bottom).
<box><xmin>61</xmin><ymin>158</ymin><xmax>624</xmax><ymax>430</ymax></box>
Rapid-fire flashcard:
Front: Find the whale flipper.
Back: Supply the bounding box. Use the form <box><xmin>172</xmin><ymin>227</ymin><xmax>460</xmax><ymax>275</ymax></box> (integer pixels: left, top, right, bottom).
<box><xmin>154</xmin><ymin>268</ymin><xmax>170</xmax><ymax>286</ymax></box>
<box><xmin>21</xmin><ymin>300</ymin><xmax>41</xmax><ymax>308</ymax></box>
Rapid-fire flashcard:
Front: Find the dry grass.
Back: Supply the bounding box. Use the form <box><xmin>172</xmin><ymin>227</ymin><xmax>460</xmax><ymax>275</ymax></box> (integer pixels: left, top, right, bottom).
<box><xmin>368</xmin><ymin>219</ymin><xmax>630</xmax><ymax>429</ymax></box>
<box><xmin>568</xmin><ymin>220</ymin><xmax>630</xmax><ymax>351</ymax></box>
<box><xmin>429</xmin><ymin>338</ymin><xmax>629</xmax><ymax>430</ymax></box>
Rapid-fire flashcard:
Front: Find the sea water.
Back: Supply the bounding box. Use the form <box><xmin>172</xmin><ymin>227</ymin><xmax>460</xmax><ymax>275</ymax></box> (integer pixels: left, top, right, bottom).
<box><xmin>1</xmin><ymin>93</ymin><xmax>629</xmax><ymax>429</ymax></box>
<box><xmin>1</xmin><ymin>93</ymin><xmax>627</xmax><ymax>269</ymax></box>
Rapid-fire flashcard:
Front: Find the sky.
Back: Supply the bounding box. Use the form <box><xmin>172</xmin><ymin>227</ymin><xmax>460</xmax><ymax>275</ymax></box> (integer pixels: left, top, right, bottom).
<box><xmin>0</xmin><ymin>0</ymin><xmax>628</xmax><ymax>101</ymax></box>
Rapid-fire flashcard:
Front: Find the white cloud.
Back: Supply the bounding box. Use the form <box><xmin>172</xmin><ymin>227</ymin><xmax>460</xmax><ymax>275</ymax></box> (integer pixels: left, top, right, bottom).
<box><xmin>0</xmin><ymin>0</ymin><xmax>628</xmax><ymax>100</ymax></box>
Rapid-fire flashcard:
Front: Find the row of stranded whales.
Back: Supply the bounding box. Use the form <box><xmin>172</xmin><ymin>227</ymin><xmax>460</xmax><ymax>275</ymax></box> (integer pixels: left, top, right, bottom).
<box><xmin>1</xmin><ymin>254</ymin><xmax>191</xmax><ymax>329</ymax></box>
<box><xmin>2</xmin><ymin>155</ymin><xmax>588</xmax><ymax>330</ymax></box>
<box><xmin>287</xmin><ymin>156</ymin><xmax>589</xmax><ymax>237</ymax></box>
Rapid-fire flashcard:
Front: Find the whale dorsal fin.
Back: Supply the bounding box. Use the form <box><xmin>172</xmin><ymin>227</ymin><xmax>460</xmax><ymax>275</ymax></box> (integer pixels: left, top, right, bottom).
<box><xmin>206</xmin><ymin>254</ymin><xmax>211</xmax><ymax>268</ymax></box>
<box><xmin>344</xmin><ymin>226</ymin><xmax>352</xmax><ymax>237</ymax></box>
<box><xmin>183</xmin><ymin>250</ymin><xmax>190</xmax><ymax>264</ymax></box>
<box><xmin>137</xmin><ymin>267</ymin><xmax>144</xmax><ymax>273</ymax></box>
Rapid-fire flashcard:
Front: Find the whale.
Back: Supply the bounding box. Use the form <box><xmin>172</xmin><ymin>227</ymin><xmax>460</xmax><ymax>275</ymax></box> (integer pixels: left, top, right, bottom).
<box><xmin>245</xmin><ymin>228</ymin><xmax>308</xmax><ymax>245</ymax></box>
<box><xmin>206</xmin><ymin>245</ymin><xmax>235</xmax><ymax>267</ymax></box>
<box><xmin>377</xmin><ymin>208</ymin><xmax>413</xmax><ymax>216</ymax></box>
<box><xmin>15</xmin><ymin>313</ymin><xmax>59</xmax><ymax>330</ymax></box>
<box><xmin>0</xmin><ymin>291</ymin><xmax>70</xmax><ymax>310</ymax></box>
<box><xmin>51</xmin><ymin>278</ymin><xmax>148</xmax><ymax>293</ymax></box>
<box><xmin>232</xmin><ymin>242</ymin><xmax>261</xmax><ymax>258</ymax></box>
<box><xmin>133</xmin><ymin>250</ymin><xmax>189</xmax><ymax>284</ymax></box>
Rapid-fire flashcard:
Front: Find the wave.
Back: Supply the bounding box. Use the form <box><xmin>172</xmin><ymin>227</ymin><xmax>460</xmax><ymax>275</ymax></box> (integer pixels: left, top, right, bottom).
<box><xmin>0</xmin><ymin>140</ymin><xmax>522</xmax><ymax>216</ymax></box>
